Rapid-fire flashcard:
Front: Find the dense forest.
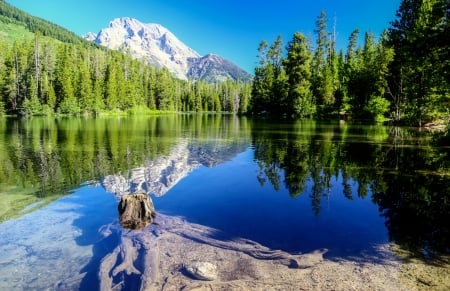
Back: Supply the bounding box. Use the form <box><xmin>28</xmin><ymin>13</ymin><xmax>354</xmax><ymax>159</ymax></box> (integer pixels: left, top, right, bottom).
<box><xmin>0</xmin><ymin>0</ymin><xmax>449</xmax><ymax>127</ymax></box>
<box><xmin>0</xmin><ymin>1</ymin><xmax>251</xmax><ymax>116</ymax></box>
<box><xmin>252</xmin><ymin>0</ymin><xmax>449</xmax><ymax>126</ymax></box>
<box><xmin>0</xmin><ymin>36</ymin><xmax>251</xmax><ymax>115</ymax></box>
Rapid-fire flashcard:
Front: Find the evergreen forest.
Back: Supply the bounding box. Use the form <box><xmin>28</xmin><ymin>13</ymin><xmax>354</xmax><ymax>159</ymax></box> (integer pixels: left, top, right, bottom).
<box><xmin>0</xmin><ymin>1</ymin><xmax>251</xmax><ymax>116</ymax></box>
<box><xmin>0</xmin><ymin>0</ymin><xmax>449</xmax><ymax>127</ymax></box>
<box><xmin>252</xmin><ymin>0</ymin><xmax>449</xmax><ymax>126</ymax></box>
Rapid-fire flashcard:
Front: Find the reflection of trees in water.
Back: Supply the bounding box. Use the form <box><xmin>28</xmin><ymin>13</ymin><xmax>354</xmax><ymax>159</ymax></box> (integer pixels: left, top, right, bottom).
<box><xmin>0</xmin><ymin>115</ymin><xmax>251</xmax><ymax>223</ymax></box>
<box><xmin>2</xmin><ymin>116</ymin><xmax>449</xmax><ymax>256</ymax></box>
<box><xmin>252</xmin><ymin>120</ymin><xmax>450</xmax><ymax>256</ymax></box>
<box><xmin>374</xmin><ymin>172</ymin><xmax>450</xmax><ymax>256</ymax></box>
<box><xmin>252</xmin><ymin>120</ymin><xmax>351</xmax><ymax>212</ymax></box>
<box><xmin>0</xmin><ymin>115</ymin><xmax>251</xmax><ymax>197</ymax></box>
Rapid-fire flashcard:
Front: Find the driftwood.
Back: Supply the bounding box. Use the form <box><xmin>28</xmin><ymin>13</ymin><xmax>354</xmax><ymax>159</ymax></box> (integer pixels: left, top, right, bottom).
<box><xmin>118</xmin><ymin>193</ymin><xmax>156</xmax><ymax>229</ymax></box>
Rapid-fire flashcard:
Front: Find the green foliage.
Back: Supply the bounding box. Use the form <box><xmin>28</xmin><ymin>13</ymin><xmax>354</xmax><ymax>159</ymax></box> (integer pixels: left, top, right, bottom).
<box><xmin>0</xmin><ymin>18</ymin><xmax>33</xmax><ymax>43</ymax></box>
<box><xmin>311</xmin><ymin>11</ymin><xmax>338</xmax><ymax>114</ymax></box>
<box><xmin>251</xmin><ymin>40</ymin><xmax>277</xmax><ymax>114</ymax></box>
<box><xmin>0</xmin><ymin>1</ymin><xmax>252</xmax><ymax>116</ymax></box>
<box><xmin>126</xmin><ymin>106</ymin><xmax>163</xmax><ymax>116</ymax></box>
<box><xmin>0</xmin><ymin>33</ymin><xmax>251</xmax><ymax>116</ymax></box>
<box><xmin>284</xmin><ymin>32</ymin><xmax>315</xmax><ymax>117</ymax></box>
<box><xmin>365</xmin><ymin>95</ymin><xmax>391</xmax><ymax>122</ymax></box>
<box><xmin>23</xmin><ymin>95</ymin><xmax>42</xmax><ymax>116</ymax></box>
<box><xmin>387</xmin><ymin>0</ymin><xmax>450</xmax><ymax>126</ymax></box>
<box><xmin>250</xmin><ymin>3</ymin><xmax>448</xmax><ymax>127</ymax></box>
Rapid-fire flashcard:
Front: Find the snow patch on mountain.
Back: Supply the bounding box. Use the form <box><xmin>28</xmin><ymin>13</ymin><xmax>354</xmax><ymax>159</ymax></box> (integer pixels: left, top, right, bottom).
<box><xmin>82</xmin><ymin>32</ymin><xmax>97</xmax><ymax>42</ymax></box>
<box><xmin>86</xmin><ymin>17</ymin><xmax>199</xmax><ymax>80</ymax></box>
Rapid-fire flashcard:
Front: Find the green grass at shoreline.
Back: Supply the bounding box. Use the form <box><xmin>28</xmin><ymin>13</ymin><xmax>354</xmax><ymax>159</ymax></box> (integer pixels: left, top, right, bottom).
<box><xmin>0</xmin><ymin>185</ymin><xmax>45</xmax><ymax>223</ymax></box>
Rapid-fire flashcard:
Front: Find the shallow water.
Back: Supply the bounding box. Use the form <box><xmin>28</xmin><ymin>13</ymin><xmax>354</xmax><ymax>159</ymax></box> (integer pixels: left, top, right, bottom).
<box><xmin>0</xmin><ymin>115</ymin><xmax>449</xmax><ymax>289</ymax></box>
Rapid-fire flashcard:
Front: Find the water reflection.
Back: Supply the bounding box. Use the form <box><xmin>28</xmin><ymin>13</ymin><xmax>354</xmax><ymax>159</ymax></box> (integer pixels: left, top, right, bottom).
<box><xmin>0</xmin><ymin>115</ymin><xmax>250</xmax><ymax>220</ymax></box>
<box><xmin>250</xmin><ymin>119</ymin><xmax>450</xmax><ymax>256</ymax></box>
<box><xmin>1</xmin><ymin>115</ymin><xmax>449</xmax><ymax>259</ymax></box>
<box><xmin>102</xmin><ymin>139</ymin><xmax>249</xmax><ymax>198</ymax></box>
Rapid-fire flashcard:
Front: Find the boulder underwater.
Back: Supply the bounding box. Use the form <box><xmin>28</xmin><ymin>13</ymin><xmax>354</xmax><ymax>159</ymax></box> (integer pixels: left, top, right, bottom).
<box><xmin>184</xmin><ymin>261</ymin><xmax>218</xmax><ymax>281</ymax></box>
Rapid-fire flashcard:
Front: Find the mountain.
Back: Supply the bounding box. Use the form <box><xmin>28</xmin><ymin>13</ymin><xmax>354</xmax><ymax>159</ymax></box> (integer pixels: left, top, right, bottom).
<box><xmin>188</xmin><ymin>54</ymin><xmax>252</xmax><ymax>83</ymax></box>
<box><xmin>84</xmin><ymin>17</ymin><xmax>252</xmax><ymax>82</ymax></box>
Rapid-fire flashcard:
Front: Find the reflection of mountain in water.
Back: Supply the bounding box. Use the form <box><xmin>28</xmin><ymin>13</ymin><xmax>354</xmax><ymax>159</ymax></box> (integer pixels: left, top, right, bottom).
<box><xmin>102</xmin><ymin>139</ymin><xmax>248</xmax><ymax>197</ymax></box>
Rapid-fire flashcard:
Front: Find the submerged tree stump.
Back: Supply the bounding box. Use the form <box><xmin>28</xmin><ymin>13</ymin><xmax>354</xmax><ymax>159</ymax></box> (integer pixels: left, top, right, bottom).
<box><xmin>118</xmin><ymin>193</ymin><xmax>156</xmax><ymax>229</ymax></box>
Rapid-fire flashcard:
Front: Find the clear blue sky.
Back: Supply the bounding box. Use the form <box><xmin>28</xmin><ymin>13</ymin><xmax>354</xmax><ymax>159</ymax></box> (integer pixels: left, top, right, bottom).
<box><xmin>6</xmin><ymin>0</ymin><xmax>401</xmax><ymax>73</ymax></box>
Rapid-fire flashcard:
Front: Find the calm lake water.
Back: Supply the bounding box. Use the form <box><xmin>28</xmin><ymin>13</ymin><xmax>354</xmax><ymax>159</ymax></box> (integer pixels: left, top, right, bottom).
<box><xmin>0</xmin><ymin>115</ymin><xmax>449</xmax><ymax>289</ymax></box>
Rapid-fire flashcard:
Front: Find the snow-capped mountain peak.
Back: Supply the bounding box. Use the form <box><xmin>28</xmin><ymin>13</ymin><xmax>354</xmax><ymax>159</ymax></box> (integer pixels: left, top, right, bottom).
<box><xmin>108</xmin><ymin>17</ymin><xmax>168</xmax><ymax>40</ymax></box>
<box><xmin>84</xmin><ymin>17</ymin><xmax>251</xmax><ymax>82</ymax></box>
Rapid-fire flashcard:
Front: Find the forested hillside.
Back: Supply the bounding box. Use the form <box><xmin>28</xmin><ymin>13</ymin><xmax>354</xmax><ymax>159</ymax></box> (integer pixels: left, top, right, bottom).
<box><xmin>0</xmin><ymin>1</ymin><xmax>251</xmax><ymax>116</ymax></box>
<box><xmin>0</xmin><ymin>0</ymin><xmax>92</xmax><ymax>45</ymax></box>
<box><xmin>252</xmin><ymin>0</ymin><xmax>449</xmax><ymax>126</ymax></box>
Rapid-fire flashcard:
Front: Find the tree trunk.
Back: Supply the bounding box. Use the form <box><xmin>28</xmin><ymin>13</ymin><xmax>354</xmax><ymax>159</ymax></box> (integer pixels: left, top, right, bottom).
<box><xmin>118</xmin><ymin>193</ymin><xmax>156</xmax><ymax>229</ymax></box>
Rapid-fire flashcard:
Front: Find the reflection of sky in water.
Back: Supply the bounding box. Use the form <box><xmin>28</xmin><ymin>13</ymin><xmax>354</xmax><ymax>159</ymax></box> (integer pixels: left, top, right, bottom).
<box><xmin>0</xmin><ymin>186</ymin><xmax>117</xmax><ymax>290</ymax></box>
<box><xmin>154</xmin><ymin>148</ymin><xmax>388</xmax><ymax>257</ymax></box>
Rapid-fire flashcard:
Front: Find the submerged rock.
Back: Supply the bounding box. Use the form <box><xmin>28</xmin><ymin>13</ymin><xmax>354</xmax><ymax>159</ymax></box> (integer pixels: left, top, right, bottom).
<box><xmin>293</xmin><ymin>248</ymin><xmax>329</xmax><ymax>269</ymax></box>
<box><xmin>185</xmin><ymin>261</ymin><xmax>218</xmax><ymax>281</ymax></box>
<box><xmin>118</xmin><ymin>193</ymin><xmax>156</xmax><ymax>229</ymax></box>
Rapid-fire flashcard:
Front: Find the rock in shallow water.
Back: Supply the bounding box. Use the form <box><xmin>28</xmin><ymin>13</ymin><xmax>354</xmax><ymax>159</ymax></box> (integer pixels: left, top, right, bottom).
<box><xmin>185</xmin><ymin>261</ymin><xmax>218</xmax><ymax>281</ymax></box>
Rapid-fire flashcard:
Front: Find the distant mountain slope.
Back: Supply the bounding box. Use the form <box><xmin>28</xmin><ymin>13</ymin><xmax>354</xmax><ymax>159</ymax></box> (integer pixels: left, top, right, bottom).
<box><xmin>85</xmin><ymin>17</ymin><xmax>252</xmax><ymax>82</ymax></box>
<box><xmin>0</xmin><ymin>17</ymin><xmax>34</xmax><ymax>42</ymax></box>
<box><xmin>188</xmin><ymin>54</ymin><xmax>252</xmax><ymax>83</ymax></box>
<box><xmin>0</xmin><ymin>1</ymin><xmax>94</xmax><ymax>46</ymax></box>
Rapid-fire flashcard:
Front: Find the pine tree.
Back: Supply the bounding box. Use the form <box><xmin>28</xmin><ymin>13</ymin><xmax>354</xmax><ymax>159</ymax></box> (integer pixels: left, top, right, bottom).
<box><xmin>55</xmin><ymin>44</ymin><xmax>78</xmax><ymax>114</ymax></box>
<box><xmin>284</xmin><ymin>32</ymin><xmax>314</xmax><ymax>117</ymax></box>
<box><xmin>23</xmin><ymin>75</ymin><xmax>42</xmax><ymax>115</ymax></box>
<box><xmin>104</xmin><ymin>58</ymin><xmax>119</xmax><ymax>111</ymax></box>
<box><xmin>5</xmin><ymin>41</ymin><xmax>29</xmax><ymax>113</ymax></box>
<box><xmin>387</xmin><ymin>0</ymin><xmax>450</xmax><ymax>125</ymax></box>
<box><xmin>312</xmin><ymin>11</ymin><xmax>332</xmax><ymax>112</ymax></box>
<box><xmin>77</xmin><ymin>49</ymin><xmax>94</xmax><ymax>114</ymax></box>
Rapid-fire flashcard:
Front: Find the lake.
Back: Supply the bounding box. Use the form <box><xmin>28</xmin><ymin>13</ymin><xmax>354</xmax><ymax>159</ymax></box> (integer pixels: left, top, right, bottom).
<box><xmin>0</xmin><ymin>115</ymin><xmax>449</xmax><ymax>290</ymax></box>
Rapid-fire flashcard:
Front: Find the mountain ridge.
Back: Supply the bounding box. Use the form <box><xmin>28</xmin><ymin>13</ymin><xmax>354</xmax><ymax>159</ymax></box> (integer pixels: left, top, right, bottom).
<box><xmin>85</xmin><ymin>17</ymin><xmax>252</xmax><ymax>82</ymax></box>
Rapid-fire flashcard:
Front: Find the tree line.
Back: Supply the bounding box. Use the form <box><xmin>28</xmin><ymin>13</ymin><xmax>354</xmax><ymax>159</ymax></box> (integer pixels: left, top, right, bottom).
<box><xmin>0</xmin><ymin>0</ymin><xmax>252</xmax><ymax>116</ymax></box>
<box><xmin>0</xmin><ymin>32</ymin><xmax>251</xmax><ymax>116</ymax></box>
<box><xmin>251</xmin><ymin>0</ymin><xmax>449</xmax><ymax>125</ymax></box>
<box><xmin>1</xmin><ymin>0</ymin><xmax>448</xmax><ymax>125</ymax></box>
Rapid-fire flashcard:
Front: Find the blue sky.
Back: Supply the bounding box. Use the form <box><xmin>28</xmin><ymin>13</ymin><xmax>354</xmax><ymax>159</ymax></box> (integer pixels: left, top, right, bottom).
<box><xmin>7</xmin><ymin>0</ymin><xmax>401</xmax><ymax>73</ymax></box>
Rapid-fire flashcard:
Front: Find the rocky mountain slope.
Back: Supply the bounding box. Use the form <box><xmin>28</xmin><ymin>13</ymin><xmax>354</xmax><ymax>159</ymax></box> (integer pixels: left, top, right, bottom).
<box><xmin>84</xmin><ymin>17</ymin><xmax>251</xmax><ymax>82</ymax></box>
